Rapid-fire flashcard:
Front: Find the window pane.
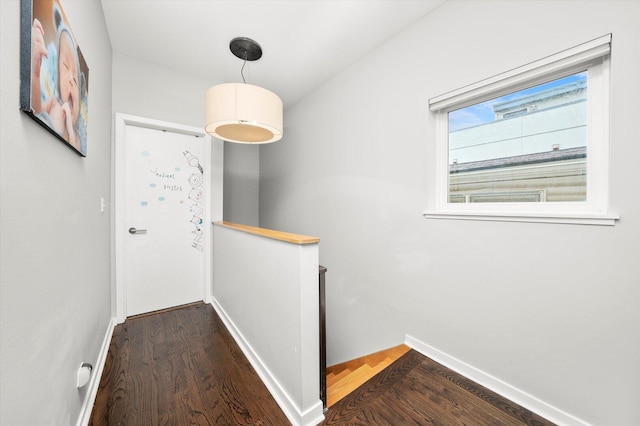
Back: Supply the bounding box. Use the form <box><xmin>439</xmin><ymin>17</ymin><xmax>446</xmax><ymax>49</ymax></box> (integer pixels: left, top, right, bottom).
<box><xmin>448</xmin><ymin>72</ymin><xmax>587</xmax><ymax>203</ymax></box>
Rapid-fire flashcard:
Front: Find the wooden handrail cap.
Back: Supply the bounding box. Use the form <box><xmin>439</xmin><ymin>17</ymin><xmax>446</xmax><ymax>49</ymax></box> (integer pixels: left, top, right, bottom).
<box><xmin>215</xmin><ymin>221</ymin><xmax>320</xmax><ymax>245</ymax></box>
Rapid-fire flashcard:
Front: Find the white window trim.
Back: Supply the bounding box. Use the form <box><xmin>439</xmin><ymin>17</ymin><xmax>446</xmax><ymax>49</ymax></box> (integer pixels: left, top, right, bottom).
<box><xmin>424</xmin><ymin>34</ymin><xmax>619</xmax><ymax>226</ymax></box>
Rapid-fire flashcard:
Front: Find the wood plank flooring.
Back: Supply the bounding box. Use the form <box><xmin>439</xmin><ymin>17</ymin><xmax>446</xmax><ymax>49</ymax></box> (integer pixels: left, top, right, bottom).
<box><xmin>91</xmin><ymin>302</ymin><xmax>555</xmax><ymax>425</ymax></box>
<box><xmin>89</xmin><ymin>302</ymin><xmax>288</xmax><ymax>425</ymax></box>
<box><xmin>322</xmin><ymin>349</ymin><xmax>556</xmax><ymax>426</ymax></box>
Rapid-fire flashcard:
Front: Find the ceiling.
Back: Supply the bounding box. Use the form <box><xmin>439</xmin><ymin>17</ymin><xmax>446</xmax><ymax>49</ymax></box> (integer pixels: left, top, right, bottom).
<box><xmin>100</xmin><ymin>0</ymin><xmax>445</xmax><ymax>109</ymax></box>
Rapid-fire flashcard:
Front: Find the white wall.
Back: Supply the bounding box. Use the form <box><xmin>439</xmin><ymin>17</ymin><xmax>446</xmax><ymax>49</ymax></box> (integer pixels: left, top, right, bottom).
<box><xmin>112</xmin><ymin>52</ymin><xmax>258</xmax><ymax>225</ymax></box>
<box><xmin>0</xmin><ymin>0</ymin><xmax>112</xmax><ymax>424</ymax></box>
<box><xmin>224</xmin><ymin>144</ymin><xmax>260</xmax><ymax>226</ymax></box>
<box><xmin>260</xmin><ymin>1</ymin><xmax>640</xmax><ymax>425</ymax></box>
<box><xmin>211</xmin><ymin>224</ymin><xmax>322</xmax><ymax>426</ymax></box>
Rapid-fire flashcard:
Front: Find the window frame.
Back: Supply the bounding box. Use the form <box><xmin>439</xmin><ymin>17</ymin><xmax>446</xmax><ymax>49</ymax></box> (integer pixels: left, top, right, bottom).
<box><xmin>424</xmin><ymin>34</ymin><xmax>618</xmax><ymax>226</ymax></box>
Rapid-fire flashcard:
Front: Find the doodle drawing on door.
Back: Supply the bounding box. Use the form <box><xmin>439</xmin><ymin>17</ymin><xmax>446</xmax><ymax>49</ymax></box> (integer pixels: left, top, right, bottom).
<box><xmin>124</xmin><ymin>124</ymin><xmax>208</xmax><ymax>317</ymax></box>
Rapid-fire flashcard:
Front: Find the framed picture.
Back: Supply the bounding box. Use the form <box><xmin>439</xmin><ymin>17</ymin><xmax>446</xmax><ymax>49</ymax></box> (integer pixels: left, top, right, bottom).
<box><xmin>20</xmin><ymin>0</ymin><xmax>89</xmax><ymax>157</ymax></box>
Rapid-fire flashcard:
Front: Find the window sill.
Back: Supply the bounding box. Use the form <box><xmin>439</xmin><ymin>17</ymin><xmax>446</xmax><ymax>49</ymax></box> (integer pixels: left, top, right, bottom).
<box><xmin>422</xmin><ymin>210</ymin><xmax>619</xmax><ymax>226</ymax></box>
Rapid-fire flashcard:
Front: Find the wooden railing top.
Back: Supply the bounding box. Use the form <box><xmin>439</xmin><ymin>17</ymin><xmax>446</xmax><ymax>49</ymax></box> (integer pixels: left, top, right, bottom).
<box><xmin>215</xmin><ymin>221</ymin><xmax>320</xmax><ymax>245</ymax></box>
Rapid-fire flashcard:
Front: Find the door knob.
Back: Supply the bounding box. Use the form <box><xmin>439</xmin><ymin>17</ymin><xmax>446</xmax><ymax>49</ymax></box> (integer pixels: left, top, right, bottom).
<box><xmin>129</xmin><ymin>227</ymin><xmax>147</xmax><ymax>234</ymax></box>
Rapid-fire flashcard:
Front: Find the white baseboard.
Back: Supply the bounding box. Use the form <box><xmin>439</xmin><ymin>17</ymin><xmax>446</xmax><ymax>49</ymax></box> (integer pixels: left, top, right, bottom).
<box><xmin>76</xmin><ymin>317</ymin><xmax>116</xmax><ymax>426</ymax></box>
<box><xmin>210</xmin><ymin>298</ymin><xmax>324</xmax><ymax>426</ymax></box>
<box><xmin>405</xmin><ymin>335</ymin><xmax>591</xmax><ymax>426</ymax></box>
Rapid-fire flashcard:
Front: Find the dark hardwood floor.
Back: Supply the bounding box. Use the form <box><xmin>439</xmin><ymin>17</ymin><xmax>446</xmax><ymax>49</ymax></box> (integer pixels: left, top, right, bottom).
<box><xmin>322</xmin><ymin>349</ymin><xmax>555</xmax><ymax>426</ymax></box>
<box><xmin>90</xmin><ymin>302</ymin><xmax>289</xmax><ymax>425</ymax></box>
<box><xmin>91</xmin><ymin>302</ymin><xmax>555</xmax><ymax>425</ymax></box>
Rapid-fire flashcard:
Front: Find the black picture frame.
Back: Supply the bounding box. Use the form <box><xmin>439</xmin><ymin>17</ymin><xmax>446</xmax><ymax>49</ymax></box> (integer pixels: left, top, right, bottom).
<box><xmin>20</xmin><ymin>0</ymin><xmax>89</xmax><ymax>157</ymax></box>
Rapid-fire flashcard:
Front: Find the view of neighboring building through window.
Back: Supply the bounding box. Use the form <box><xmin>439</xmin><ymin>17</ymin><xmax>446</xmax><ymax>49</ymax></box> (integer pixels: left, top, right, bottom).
<box><xmin>426</xmin><ymin>34</ymin><xmax>614</xmax><ymax>225</ymax></box>
<box><xmin>447</xmin><ymin>72</ymin><xmax>587</xmax><ymax>203</ymax></box>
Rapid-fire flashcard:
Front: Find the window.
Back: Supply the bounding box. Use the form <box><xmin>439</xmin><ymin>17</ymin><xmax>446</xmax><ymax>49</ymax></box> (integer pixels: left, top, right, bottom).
<box><xmin>425</xmin><ymin>34</ymin><xmax>618</xmax><ymax>225</ymax></box>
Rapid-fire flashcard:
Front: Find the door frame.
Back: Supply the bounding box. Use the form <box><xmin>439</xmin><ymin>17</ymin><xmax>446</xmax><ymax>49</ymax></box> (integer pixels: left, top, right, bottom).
<box><xmin>114</xmin><ymin>113</ymin><xmax>218</xmax><ymax>323</ymax></box>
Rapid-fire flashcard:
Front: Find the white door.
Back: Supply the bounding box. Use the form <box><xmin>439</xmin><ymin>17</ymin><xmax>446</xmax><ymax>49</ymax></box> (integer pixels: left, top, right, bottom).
<box><xmin>115</xmin><ymin>114</ymin><xmax>219</xmax><ymax>320</ymax></box>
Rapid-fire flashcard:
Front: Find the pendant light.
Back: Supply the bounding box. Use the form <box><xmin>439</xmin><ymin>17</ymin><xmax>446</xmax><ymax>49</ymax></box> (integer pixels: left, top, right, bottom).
<box><xmin>205</xmin><ymin>37</ymin><xmax>283</xmax><ymax>144</ymax></box>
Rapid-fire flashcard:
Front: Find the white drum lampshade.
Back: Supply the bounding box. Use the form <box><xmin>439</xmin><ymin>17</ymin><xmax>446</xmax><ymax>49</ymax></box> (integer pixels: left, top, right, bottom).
<box><xmin>205</xmin><ymin>82</ymin><xmax>283</xmax><ymax>144</ymax></box>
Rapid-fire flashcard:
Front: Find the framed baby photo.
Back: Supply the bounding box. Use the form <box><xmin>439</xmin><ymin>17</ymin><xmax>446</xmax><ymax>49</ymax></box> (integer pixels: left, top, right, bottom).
<box><xmin>20</xmin><ymin>0</ymin><xmax>89</xmax><ymax>157</ymax></box>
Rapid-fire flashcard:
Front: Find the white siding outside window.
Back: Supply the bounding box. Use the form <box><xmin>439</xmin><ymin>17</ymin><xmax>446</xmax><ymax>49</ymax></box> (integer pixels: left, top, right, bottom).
<box><xmin>425</xmin><ymin>34</ymin><xmax>618</xmax><ymax>226</ymax></box>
